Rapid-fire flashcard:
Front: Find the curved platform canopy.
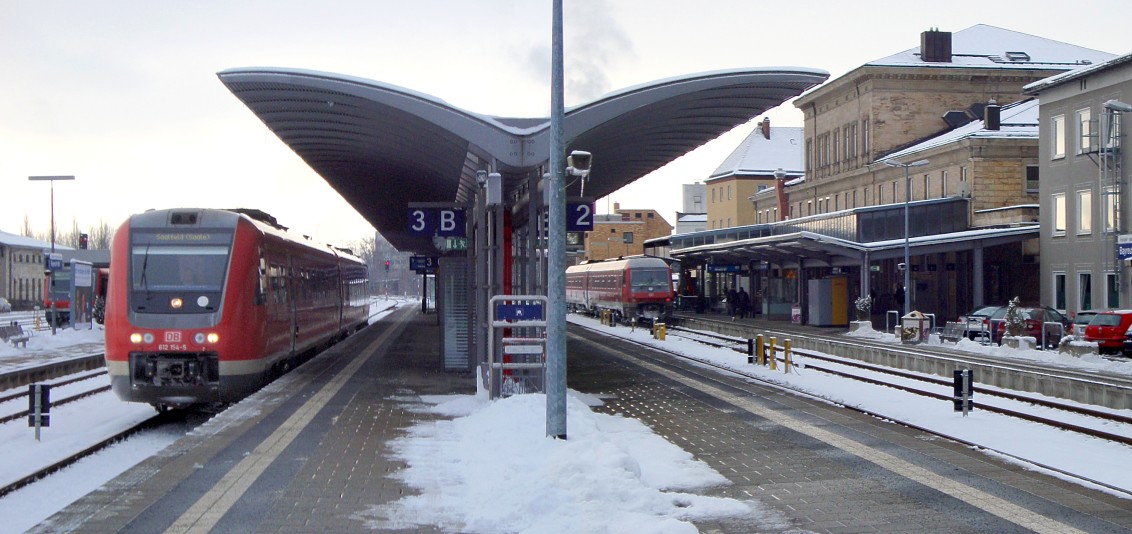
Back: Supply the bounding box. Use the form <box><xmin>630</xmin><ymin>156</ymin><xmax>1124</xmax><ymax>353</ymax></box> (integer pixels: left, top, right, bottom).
<box><xmin>217</xmin><ymin>66</ymin><xmax>828</xmax><ymax>252</ymax></box>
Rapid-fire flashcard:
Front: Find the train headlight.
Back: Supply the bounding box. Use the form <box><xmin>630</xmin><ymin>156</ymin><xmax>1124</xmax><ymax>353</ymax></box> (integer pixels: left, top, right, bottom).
<box><xmin>170</xmin><ymin>297</ymin><xmax>183</xmax><ymax>310</ymax></box>
<box><xmin>197</xmin><ymin>296</ymin><xmax>209</xmax><ymax>308</ymax></box>
<box><xmin>193</xmin><ymin>333</ymin><xmax>206</xmax><ymax>344</ymax></box>
<box><xmin>131</xmin><ymin>332</ymin><xmax>154</xmax><ymax>344</ymax></box>
<box><xmin>207</xmin><ymin>333</ymin><xmax>220</xmax><ymax>344</ymax></box>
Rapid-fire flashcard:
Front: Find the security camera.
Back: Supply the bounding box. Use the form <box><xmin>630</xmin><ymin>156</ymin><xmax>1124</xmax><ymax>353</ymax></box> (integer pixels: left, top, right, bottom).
<box><xmin>897</xmin><ymin>262</ymin><xmax>906</xmax><ymax>271</ymax></box>
<box><xmin>475</xmin><ymin>170</ymin><xmax>488</xmax><ymax>187</ymax></box>
<box><xmin>567</xmin><ymin>150</ymin><xmax>592</xmax><ymax>177</ymax></box>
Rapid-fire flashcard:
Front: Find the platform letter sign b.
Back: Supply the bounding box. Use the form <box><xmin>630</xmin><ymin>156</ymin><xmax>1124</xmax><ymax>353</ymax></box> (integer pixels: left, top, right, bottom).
<box><xmin>439</xmin><ymin>210</ymin><xmax>457</xmax><ymax>234</ymax></box>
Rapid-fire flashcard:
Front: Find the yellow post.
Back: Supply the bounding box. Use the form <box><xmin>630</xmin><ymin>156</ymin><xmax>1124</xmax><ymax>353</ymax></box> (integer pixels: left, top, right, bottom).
<box><xmin>755</xmin><ymin>334</ymin><xmax>765</xmax><ymax>365</ymax></box>
<box><xmin>784</xmin><ymin>339</ymin><xmax>792</xmax><ymax>373</ymax></box>
<box><xmin>657</xmin><ymin>323</ymin><xmax>666</xmax><ymax>341</ymax></box>
<box><xmin>768</xmin><ymin>337</ymin><xmax>777</xmax><ymax>370</ymax></box>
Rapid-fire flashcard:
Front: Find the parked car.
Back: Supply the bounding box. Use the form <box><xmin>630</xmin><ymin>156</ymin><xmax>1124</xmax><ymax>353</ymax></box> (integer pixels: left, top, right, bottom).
<box><xmin>989</xmin><ymin>306</ymin><xmax>1072</xmax><ymax>348</ymax></box>
<box><xmin>0</xmin><ymin>297</ymin><xmax>10</xmax><ymax>313</ymax></box>
<box><xmin>958</xmin><ymin>305</ymin><xmax>1002</xmax><ymax>341</ymax></box>
<box><xmin>1072</xmin><ymin>310</ymin><xmax>1101</xmax><ymax>337</ymax></box>
<box><xmin>1085</xmin><ymin>310</ymin><xmax>1132</xmax><ymax>354</ymax></box>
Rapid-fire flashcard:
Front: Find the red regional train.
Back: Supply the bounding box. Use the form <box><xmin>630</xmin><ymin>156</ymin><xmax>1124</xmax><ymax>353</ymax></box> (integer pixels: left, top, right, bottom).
<box><xmin>105</xmin><ymin>208</ymin><xmax>369</xmax><ymax>410</ymax></box>
<box><xmin>565</xmin><ymin>256</ymin><xmax>674</xmax><ymax>324</ymax></box>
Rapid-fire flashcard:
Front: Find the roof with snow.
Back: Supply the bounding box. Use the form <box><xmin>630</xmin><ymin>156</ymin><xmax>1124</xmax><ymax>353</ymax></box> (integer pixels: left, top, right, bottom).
<box><xmin>0</xmin><ymin>230</ymin><xmax>57</xmax><ymax>250</ymax></box>
<box><xmin>1024</xmin><ymin>51</ymin><xmax>1132</xmax><ymax>94</ymax></box>
<box><xmin>708</xmin><ymin>124</ymin><xmax>804</xmax><ymax>181</ymax></box>
<box><xmin>881</xmin><ymin>98</ymin><xmax>1039</xmax><ymax>161</ymax></box>
<box><xmin>867</xmin><ymin>25</ymin><xmax>1114</xmax><ymax>70</ymax></box>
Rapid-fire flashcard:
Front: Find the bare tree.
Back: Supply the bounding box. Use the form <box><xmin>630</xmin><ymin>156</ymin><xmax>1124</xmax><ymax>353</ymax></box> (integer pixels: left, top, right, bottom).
<box><xmin>20</xmin><ymin>214</ymin><xmax>34</xmax><ymax>237</ymax></box>
<box><xmin>88</xmin><ymin>221</ymin><xmax>115</xmax><ymax>250</ymax></box>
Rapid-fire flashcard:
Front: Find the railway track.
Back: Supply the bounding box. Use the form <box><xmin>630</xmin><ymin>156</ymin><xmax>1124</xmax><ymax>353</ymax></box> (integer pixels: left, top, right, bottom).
<box><xmin>0</xmin><ymin>407</ymin><xmax>170</xmax><ymax>499</ymax></box>
<box><xmin>0</xmin><ymin>369</ymin><xmax>110</xmax><ymax>425</ymax></box>
<box><xmin>571</xmin><ymin>318</ymin><xmax>1132</xmax><ymax>497</ymax></box>
<box><xmin>667</xmin><ymin>325</ymin><xmax>1132</xmax><ymax>435</ymax></box>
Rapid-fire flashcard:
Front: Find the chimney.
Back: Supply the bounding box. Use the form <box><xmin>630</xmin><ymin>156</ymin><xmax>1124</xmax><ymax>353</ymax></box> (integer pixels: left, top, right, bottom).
<box><xmin>774</xmin><ymin>168</ymin><xmax>789</xmax><ymax>222</ymax></box>
<box><xmin>613</xmin><ymin>202</ymin><xmax>620</xmax><ymax>211</ymax></box>
<box><xmin>984</xmin><ymin>100</ymin><xmax>1000</xmax><ymax>131</ymax></box>
<box><xmin>921</xmin><ymin>28</ymin><xmax>952</xmax><ymax>63</ymax></box>
<box><xmin>760</xmin><ymin>117</ymin><xmax>771</xmax><ymax>140</ymax></box>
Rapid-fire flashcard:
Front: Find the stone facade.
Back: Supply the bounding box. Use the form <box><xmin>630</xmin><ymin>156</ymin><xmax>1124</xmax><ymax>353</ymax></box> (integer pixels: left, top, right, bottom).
<box><xmin>0</xmin><ymin>238</ymin><xmax>48</xmax><ymax>310</ymax></box>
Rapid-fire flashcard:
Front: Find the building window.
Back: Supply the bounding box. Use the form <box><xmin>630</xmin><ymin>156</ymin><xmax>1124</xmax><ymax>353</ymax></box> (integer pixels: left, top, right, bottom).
<box><xmin>1107</xmin><ymin>272</ymin><xmax>1120</xmax><ymax>308</ymax></box>
<box><xmin>634</xmin><ymin>213</ymin><xmax>641</xmax><ymax>218</ymax></box>
<box><xmin>1053</xmin><ymin>193</ymin><xmax>1066</xmax><ymax>236</ymax></box>
<box><xmin>923</xmin><ymin>174</ymin><xmax>930</xmax><ymax>200</ymax></box>
<box><xmin>1025</xmin><ymin>165</ymin><xmax>1039</xmax><ymax>193</ymax></box>
<box><xmin>1052</xmin><ymin>114</ymin><xmax>1066</xmax><ymax>159</ymax></box>
<box><xmin>711</xmin><ymin>189</ymin><xmax>716</xmax><ymax>203</ymax></box>
<box><xmin>727</xmin><ymin>185</ymin><xmax>732</xmax><ymax>200</ymax></box>
<box><xmin>862</xmin><ymin>119</ymin><xmax>870</xmax><ymax>157</ymax></box>
<box><xmin>647</xmin><ymin>213</ymin><xmax>653</xmax><ymax>218</ymax></box>
<box><xmin>1054</xmin><ymin>272</ymin><xmax>1066</xmax><ymax>310</ymax></box>
<box><xmin>833</xmin><ymin>130</ymin><xmax>839</xmax><ymax>164</ymax></box>
<box><xmin>1105</xmin><ymin>186</ymin><xmax>1118</xmax><ymax>233</ymax></box>
<box><xmin>1077</xmin><ymin>189</ymin><xmax>1092</xmax><ymax>235</ymax></box>
<box><xmin>623</xmin><ymin>232</ymin><xmax>633</xmax><ymax>244</ymax></box>
<box><xmin>1105</xmin><ymin>112</ymin><xmax>1123</xmax><ymax>149</ymax></box>
<box><xmin>1077</xmin><ymin>108</ymin><xmax>1093</xmax><ymax>154</ymax></box>
<box><xmin>1079</xmin><ymin>272</ymin><xmax>1092</xmax><ymax>311</ymax></box>
<box><xmin>941</xmin><ymin>170</ymin><xmax>948</xmax><ymax>197</ymax></box>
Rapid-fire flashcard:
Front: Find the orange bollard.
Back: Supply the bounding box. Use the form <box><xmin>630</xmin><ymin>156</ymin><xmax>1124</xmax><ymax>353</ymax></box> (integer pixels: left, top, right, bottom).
<box><xmin>768</xmin><ymin>337</ymin><xmax>776</xmax><ymax>368</ymax></box>
<box><xmin>784</xmin><ymin>339</ymin><xmax>792</xmax><ymax>373</ymax></box>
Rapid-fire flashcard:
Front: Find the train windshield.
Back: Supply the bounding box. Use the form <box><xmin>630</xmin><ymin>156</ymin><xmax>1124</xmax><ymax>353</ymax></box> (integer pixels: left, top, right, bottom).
<box><xmin>629</xmin><ymin>269</ymin><xmax>670</xmax><ymax>292</ymax></box>
<box><xmin>131</xmin><ymin>245</ymin><xmax>230</xmax><ymax>291</ymax></box>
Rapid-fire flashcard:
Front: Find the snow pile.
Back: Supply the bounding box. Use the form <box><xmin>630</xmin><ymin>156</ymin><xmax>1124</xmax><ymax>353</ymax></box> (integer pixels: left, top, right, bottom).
<box><xmin>358</xmin><ymin>392</ymin><xmax>765</xmax><ymax>534</ymax></box>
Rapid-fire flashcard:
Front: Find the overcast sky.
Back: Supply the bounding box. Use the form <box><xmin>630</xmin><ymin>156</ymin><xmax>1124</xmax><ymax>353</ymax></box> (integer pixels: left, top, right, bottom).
<box><xmin>2</xmin><ymin>1</ymin><xmax>1128</xmax><ymax>248</ymax></box>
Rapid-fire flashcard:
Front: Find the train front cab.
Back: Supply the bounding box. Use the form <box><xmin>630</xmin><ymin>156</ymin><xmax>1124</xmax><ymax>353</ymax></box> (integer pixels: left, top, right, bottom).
<box><xmin>106</xmin><ymin>212</ymin><xmax>268</xmax><ymax>408</ymax></box>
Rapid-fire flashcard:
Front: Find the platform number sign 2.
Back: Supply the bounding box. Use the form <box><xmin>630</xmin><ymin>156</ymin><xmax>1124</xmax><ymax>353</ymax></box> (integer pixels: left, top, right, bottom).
<box><xmin>566</xmin><ymin>200</ymin><xmax>594</xmax><ymax>231</ymax></box>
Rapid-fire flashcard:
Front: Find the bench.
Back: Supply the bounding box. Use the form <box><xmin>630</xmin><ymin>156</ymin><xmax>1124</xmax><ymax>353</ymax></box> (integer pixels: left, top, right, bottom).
<box><xmin>0</xmin><ymin>323</ymin><xmax>29</xmax><ymax>348</ymax></box>
<box><xmin>940</xmin><ymin>321</ymin><xmax>966</xmax><ymax>343</ymax></box>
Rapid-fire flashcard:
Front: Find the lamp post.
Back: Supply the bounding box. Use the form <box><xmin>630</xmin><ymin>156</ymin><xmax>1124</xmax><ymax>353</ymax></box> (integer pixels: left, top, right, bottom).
<box><xmin>883</xmin><ymin>159</ymin><xmax>928</xmax><ymax>316</ymax></box>
<box><xmin>28</xmin><ymin>175</ymin><xmax>75</xmax><ymax>334</ymax></box>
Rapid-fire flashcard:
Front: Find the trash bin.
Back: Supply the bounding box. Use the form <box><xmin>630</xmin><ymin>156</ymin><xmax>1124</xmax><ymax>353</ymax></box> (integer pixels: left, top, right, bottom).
<box><xmin>901</xmin><ymin>311</ymin><xmax>929</xmax><ymax>344</ymax></box>
<box><xmin>791</xmin><ymin>305</ymin><xmax>802</xmax><ymax>324</ymax></box>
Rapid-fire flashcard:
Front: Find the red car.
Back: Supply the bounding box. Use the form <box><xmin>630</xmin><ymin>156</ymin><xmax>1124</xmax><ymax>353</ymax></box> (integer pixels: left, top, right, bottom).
<box><xmin>989</xmin><ymin>306</ymin><xmax>1072</xmax><ymax>348</ymax></box>
<box><xmin>1084</xmin><ymin>310</ymin><xmax>1132</xmax><ymax>354</ymax></box>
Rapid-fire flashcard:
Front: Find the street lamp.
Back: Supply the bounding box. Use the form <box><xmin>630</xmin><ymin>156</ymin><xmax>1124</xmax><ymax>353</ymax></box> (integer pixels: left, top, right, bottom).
<box><xmin>883</xmin><ymin>159</ymin><xmax>929</xmax><ymax>316</ymax></box>
<box><xmin>28</xmin><ymin>175</ymin><xmax>75</xmax><ymax>334</ymax></box>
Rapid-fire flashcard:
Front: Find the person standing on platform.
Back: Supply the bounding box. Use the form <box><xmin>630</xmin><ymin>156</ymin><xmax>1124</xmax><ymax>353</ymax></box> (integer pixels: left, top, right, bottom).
<box><xmin>894</xmin><ymin>283</ymin><xmax>906</xmax><ymax>316</ymax></box>
<box><xmin>727</xmin><ymin>287</ymin><xmax>738</xmax><ymax>319</ymax></box>
<box><xmin>737</xmin><ymin>287</ymin><xmax>750</xmax><ymax>319</ymax></box>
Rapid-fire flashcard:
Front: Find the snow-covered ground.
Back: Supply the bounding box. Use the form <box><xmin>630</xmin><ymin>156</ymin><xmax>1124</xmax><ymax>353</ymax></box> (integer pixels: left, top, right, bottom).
<box><xmin>1</xmin><ymin>304</ymin><xmax>1130</xmax><ymax>533</ymax></box>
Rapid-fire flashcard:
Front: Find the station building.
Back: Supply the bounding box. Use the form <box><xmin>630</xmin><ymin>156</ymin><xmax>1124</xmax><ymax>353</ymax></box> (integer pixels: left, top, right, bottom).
<box><xmin>659</xmin><ymin>25</ymin><xmax>1117</xmax><ymax>326</ymax></box>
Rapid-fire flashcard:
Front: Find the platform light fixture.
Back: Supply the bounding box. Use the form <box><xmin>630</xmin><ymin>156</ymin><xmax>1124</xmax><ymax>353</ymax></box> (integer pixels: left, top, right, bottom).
<box><xmin>883</xmin><ymin>158</ymin><xmax>929</xmax><ymax>316</ymax></box>
<box><xmin>28</xmin><ymin>175</ymin><xmax>75</xmax><ymax>335</ymax></box>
